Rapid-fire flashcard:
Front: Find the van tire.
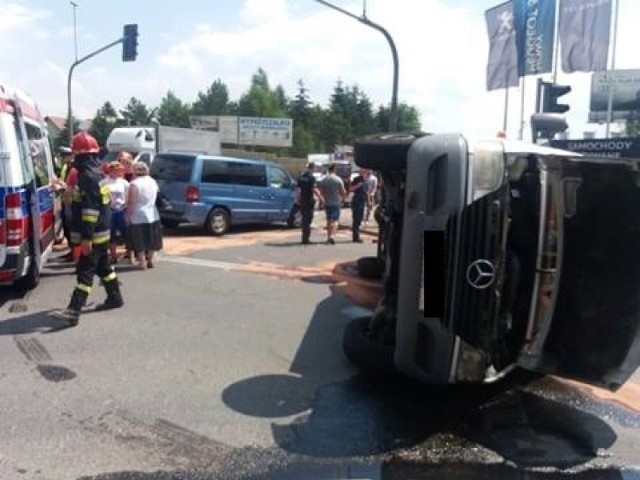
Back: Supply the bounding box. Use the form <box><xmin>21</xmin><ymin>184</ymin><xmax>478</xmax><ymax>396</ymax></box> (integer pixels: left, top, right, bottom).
<box><xmin>356</xmin><ymin>256</ymin><xmax>384</xmax><ymax>279</ymax></box>
<box><xmin>354</xmin><ymin>132</ymin><xmax>427</xmax><ymax>171</ymax></box>
<box><xmin>343</xmin><ymin>316</ymin><xmax>396</xmax><ymax>375</ymax></box>
<box><xmin>205</xmin><ymin>208</ymin><xmax>230</xmax><ymax>236</ymax></box>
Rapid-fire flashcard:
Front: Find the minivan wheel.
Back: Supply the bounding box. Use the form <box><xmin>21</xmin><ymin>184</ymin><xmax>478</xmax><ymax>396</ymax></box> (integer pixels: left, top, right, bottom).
<box><xmin>354</xmin><ymin>132</ymin><xmax>428</xmax><ymax>171</ymax></box>
<box><xmin>205</xmin><ymin>207</ymin><xmax>230</xmax><ymax>236</ymax></box>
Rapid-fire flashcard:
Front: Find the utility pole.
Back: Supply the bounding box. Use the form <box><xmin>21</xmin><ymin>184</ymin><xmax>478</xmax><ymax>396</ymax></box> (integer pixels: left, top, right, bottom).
<box><xmin>70</xmin><ymin>1</ymin><xmax>79</xmax><ymax>61</ymax></box>
<box><xmin>313</xmin><ymin>0</ymin><xmax>399</xmax><ymax>132</ymax></box>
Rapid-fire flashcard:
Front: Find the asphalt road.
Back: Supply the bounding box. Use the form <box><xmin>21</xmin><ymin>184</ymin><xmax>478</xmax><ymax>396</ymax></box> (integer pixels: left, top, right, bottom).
<box><xmin>0</xmin><ymin>219</ymin><xmax>638</xmax><ymax>480</ymax></box>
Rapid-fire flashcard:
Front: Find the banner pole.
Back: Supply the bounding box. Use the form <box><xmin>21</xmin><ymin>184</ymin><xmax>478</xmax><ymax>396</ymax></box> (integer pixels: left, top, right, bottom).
<box><xmin>503</xmin><ymin>86</ymin><xmax>509</xmax><ymax>133</ymax></box>
<box><xmin>552</xmin><ymin>0</ymin><xmax>561</xmax><ymax>83</ymax></box>
<box><xmin>605</xmin><ymin>0</ymin><xmax>620</xmax><ymax>138</ymax></box>
<box><xmin>519</xmin><ymin>76</ymin><xmax>526</xmax><ymax>140</ymax></box>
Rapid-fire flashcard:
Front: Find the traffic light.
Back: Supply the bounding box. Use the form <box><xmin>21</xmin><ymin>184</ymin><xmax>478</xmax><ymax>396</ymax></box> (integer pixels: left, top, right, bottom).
<box><xmin>542</xmin><ymin>82</ymin><xmax>571</xmax><ymax>114</ymax></box>
<box><xmin>122</xmin><ymin>24</ymin><xmax>138</xmax><ymax>62</ymax></box>
<box><xmin>531</xmin><ymin>113</ymin><xmax>568</xmax><ymax>141</ymax></box>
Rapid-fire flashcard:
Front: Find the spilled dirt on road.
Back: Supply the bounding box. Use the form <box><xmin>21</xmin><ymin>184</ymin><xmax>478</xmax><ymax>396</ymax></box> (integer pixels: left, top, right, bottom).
<box><xmin>162</xmin><ymin>230</ymin><xmax>295</xmax><ymax>255</ymax></box>
<box><xmin>563</xmin><ymin>379</ymin><xmax>640</xmax><ymax>413</ymax></box>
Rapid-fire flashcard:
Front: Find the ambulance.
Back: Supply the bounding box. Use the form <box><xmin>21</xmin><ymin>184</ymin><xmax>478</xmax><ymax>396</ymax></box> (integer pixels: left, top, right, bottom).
<box><xmin>0</xmin><ymin>82</ymin><xmax>61</xmax><ymax>289</ymax></box>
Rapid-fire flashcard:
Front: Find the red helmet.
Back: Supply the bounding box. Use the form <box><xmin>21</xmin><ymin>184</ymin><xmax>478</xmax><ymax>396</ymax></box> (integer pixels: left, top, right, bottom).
<box><xmin>71</xmin><ymin>131</ymin><xmax>99</xmax><ymax>154</ymax></box>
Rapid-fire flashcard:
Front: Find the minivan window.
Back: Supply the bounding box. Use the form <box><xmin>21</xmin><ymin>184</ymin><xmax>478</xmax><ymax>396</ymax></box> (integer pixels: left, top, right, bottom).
<box><xmin>202</xmin><ymin>159</ymin><xmax>233</xmax><ymax>184</ymax></box>
<box><xmin>231</xmin><ymin>162</ymin><xmax>266</xmax><ymax>187</ymax></box>
<box><xmin>269</xmin><ymin>166</ymin><xmax>290</xmax><ymax>188</ymax></box>
<box><xmin>150</xmin><ymin>154</ymin><xmax>195</xmax><ymax>181</ymax></box>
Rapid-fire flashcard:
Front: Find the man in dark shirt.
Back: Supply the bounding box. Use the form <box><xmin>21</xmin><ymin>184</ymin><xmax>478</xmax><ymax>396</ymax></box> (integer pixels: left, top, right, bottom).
<box><xmin>295</xmin><ymin>162</ymin><xmax>324</xmax><ymax>244</ymax></box>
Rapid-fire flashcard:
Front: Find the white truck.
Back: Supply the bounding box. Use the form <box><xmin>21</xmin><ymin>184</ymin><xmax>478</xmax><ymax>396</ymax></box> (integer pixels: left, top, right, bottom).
<box><xmin>104</xmin><ymin>126</ymin><xmax>221</xmax><ymax>165</ymax></box>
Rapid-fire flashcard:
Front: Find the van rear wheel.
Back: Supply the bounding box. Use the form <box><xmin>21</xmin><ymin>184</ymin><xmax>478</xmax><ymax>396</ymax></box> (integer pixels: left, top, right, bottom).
<box><xmin>205</xmin><ymin>208</ymin><xmax>230</xmax><ymax>236</ymax></box>
<box><xmin>354</xmin><ymin>132</ymin><xmax>427</xmax><ymax>171</ymax></box>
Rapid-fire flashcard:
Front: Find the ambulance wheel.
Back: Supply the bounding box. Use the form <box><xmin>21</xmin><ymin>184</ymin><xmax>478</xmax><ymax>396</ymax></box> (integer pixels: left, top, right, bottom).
<box><xmin>354</xmin><ymin>132</ymin><xmax>427</xmax><ymax>171</ymax></box>
<box><xmin>343</xmin><ymin>316</ymin><xmax>396</xmax><ymax>375</ymax></box>
<box><xmin>205</xmin><ymin>207</ymin><xmax>230</xmax><ymax>236</ymax></box>
<box><xmin>16</xmin><ymin>253</ymin><xmax>40</xmax><ymax>291</ymax></box>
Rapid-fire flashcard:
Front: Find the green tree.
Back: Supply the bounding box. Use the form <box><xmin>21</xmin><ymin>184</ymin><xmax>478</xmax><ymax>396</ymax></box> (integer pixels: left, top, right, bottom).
<box><xmin>120</xmin><ymin>97</ymin><xmax>155</xmax><ymax>126</ymax></box>
<box><xmin>290</xmin><ymin>79</ymin><xmax>313</xmax><ymax>127</ymax></box>
<box><xmin>156</xmin><ymin>90</ymin><xmax>192</xmax><ymax>127</ymax></box>
<box><xmin>89</xmin><ymin>101</ymin><xmax>119</xmax><ymax>147</ymax></box>
<box><xmin>376</xmin><ymin>103</ymin><xmax>422</xmax><ymax>132</ymax></box>
<box><xmin>54</xmin><ymin>117</ymin><xmax>81</xmax><ymax>151</ymax></box>
<box><xmin>238</xmin><ymin>68</ymin><xmax>287</xmax><ymax>118</ymax></box>
<box><xmin>192</xmin><ymin>79</ymin><xmax>230</xmax><ymax>115</ymax></box>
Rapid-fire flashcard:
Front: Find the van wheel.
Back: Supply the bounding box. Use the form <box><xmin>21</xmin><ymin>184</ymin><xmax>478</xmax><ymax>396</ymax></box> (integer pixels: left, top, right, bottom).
<box><xmin>354</xmin><ymin>132</ymin><xmax>427</xmax><ymax>171</ymax></box>
<box><xmin>15</xmin><ymin>254</ymin><xmax>40</xmax><ymax>291</ymax></box>
<box><xmin>287</xmin><ymin>205</ymin><xmax>302</xmax><ymax>228</ymax></box>
<box><xmin>343</xmin><ymin>316</ymin><xmax>396</xmax><ymax>375</ymax></box>
<box><xmin>205</xmin><ymin>208</ymin><xmax>230</xmax><ymax>236</ymax></box>
<box><xmin>357</xmin><ymin>256</ymin><xmax>384</xmax><ymax>279</ymax></box>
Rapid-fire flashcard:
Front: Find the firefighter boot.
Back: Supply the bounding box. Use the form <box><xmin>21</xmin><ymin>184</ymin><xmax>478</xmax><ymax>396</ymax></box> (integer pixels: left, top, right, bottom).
<box><xmin>53</xmin><ymin>289</ymin><xmax>88</xmax><ymax>326</ymax></box>
<box><xmin>95</xmin><ymin>279</ymin><xmax>124</xmax><ymax>311</ymax></box>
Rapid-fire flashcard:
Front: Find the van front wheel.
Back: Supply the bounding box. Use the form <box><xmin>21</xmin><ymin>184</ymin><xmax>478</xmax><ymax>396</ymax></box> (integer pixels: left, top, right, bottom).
<box><xmin>205</xmin><ymin>208</ymin><xmax>230</xmax><ymax>236</ymax></box>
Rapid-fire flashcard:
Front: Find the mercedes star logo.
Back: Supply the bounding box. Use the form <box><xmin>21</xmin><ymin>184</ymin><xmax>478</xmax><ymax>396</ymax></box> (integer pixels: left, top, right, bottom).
<box><xmin>466</xmin><ymin>259</ymin><xmax>496</xmax><ymax>290</ymax></box>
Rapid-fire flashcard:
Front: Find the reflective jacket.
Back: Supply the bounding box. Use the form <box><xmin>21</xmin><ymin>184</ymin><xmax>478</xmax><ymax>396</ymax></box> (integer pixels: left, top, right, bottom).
<box><xmin>69</xmin><ymin>168</ymin><xmax>112</xmax><ymax>246</ymax></box>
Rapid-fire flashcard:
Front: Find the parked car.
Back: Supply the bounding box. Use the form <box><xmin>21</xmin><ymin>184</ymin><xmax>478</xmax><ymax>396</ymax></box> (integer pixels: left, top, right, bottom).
<box><xmin>150</xmin><ymin>153</ymin><xmax>301</xmax><ymax>235</ymax></box>
<box><xmin>344</xmin><ymin>132</ymin><xmax>640</xmax><ymax>392</ymax></box>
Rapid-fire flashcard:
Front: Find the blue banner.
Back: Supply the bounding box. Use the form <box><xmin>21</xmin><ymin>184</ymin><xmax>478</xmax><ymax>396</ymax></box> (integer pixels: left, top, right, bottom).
<box><xmin>485</xmin><ymin>1</ymin><xmax>520</xmax><ymax>91</ymax></box>
<box><xmin>559</xmin><ymin>0</ymin><xmax>611</xmax><ymax>73</ymax></box>
<box><xmin>513</xmin><ymin>0</ymin><xmax>556</xmax><ymax>76</ymax></box>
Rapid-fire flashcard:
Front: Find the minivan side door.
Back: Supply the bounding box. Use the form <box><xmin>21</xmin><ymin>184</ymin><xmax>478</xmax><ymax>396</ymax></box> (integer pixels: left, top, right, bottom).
<box><xmin>228</xmin><ymin>162</ymin><xmax>270</xmax><ymax>223</ymax></box>
<box><xmin>266</xmin><ymin>165</ymin><xmax>295</xmax><ymax>221</ymax></box>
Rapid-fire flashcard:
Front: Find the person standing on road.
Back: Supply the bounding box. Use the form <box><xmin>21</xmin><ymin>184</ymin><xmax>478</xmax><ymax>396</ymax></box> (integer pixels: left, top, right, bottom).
<box><xmin>364</xmin><ymin>169</ymin><xmax>378</xmax><ymax>224</ymax></box>
<box><xmin>318</xmin><ymin>163</ymin><xmax>346</xmax><ymax>245</ymax></box>
<box><xmin>126</xmin><ymin>162</ymin><xmax>163</xmax><ymax>270</ymax></box>
<box><xmin>295</xmin><ymin>162</ymin><xmax>324</xmax><ymax>244</ymax></box>
<box><xmin>101</xmin><ymin>161</ymin><xmax>129</xmax><ymax>264</ymax></box>
<box><xmin>53</xmin><ymin>132</ymin><xmax>124</xmax><ymax>326</ymax></box>
<box><xmin>349</xmin><ymin>169</ymin><xmax>369</xmax><ymax>243</ymax></box>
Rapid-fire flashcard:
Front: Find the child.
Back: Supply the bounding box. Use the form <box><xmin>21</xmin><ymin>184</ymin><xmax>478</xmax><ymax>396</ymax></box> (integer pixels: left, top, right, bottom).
<box><xmin>100</xmin><ymin>161</ymin><xmax>129</xmax><ymax>263</ymax></box>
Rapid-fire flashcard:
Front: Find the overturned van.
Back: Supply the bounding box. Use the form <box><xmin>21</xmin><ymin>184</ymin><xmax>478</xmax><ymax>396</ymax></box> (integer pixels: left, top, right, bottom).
<box><xmin>344</xmin><ymin>132</ymin><xmax>640</xmax><ymax>392</ymax></box>
<box><xmin>0</xmin><ymin>82</ymin><xmax>61</xmax><ymax>289</ymax></box>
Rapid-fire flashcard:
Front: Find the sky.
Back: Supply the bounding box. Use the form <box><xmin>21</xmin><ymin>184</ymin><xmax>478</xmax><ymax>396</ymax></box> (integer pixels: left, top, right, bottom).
<box><xmin>1</xmin><ymin>0</ymin><xmax>638</xmax><ymax>145</ymax></box>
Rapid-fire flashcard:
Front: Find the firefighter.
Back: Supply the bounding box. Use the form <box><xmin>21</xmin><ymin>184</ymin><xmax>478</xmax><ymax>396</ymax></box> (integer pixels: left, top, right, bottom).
<box><xmin>53</xmin><ymin>132</ymin><xmax>124</xmax><ymax>326</ymax></box>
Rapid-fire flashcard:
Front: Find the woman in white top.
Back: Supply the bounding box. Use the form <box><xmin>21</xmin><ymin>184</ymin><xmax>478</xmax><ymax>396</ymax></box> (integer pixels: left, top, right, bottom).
<box><xmin>126</xmin><ymin>162</ymin><xmax>163</xmax><ymax>270</ymax></box>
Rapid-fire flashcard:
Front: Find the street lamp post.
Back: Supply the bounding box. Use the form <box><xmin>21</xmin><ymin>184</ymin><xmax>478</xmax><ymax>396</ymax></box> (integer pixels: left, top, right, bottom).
<box><xmin>313</xmin><ymin>0</ymin><xmax>399</xmax><ymax>132</ymax></box>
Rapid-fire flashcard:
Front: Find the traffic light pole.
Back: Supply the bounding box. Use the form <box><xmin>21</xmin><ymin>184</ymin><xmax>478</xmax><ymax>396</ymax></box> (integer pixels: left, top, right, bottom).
<box><xmin>66</xmin><ymin>38</ymin><xmax>123</xmax><ymax>146</ymax></box>
<box><xmin>313</xmin><ymin>0</ymin><xmax>399</xmax><ymax>132</ymax></box>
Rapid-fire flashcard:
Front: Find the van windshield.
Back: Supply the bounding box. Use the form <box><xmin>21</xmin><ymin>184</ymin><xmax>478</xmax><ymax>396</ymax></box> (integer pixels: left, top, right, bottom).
<box><xmin>150</xmin><ymin>154</ymin><xmax>195</xmax><ymax>182</ymax></box>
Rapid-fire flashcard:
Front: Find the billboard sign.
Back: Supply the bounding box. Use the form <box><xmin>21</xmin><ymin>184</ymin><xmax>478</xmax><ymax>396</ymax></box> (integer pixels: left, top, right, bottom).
<box><xmin>190</xmin><ymin>115</ymin><xmax>239</xmax><ymax>144</ymax></box>
<box><xmin>589</xmin><ymin>69</ymin><xmax>640</xmax><ymax>122</ymax></box>
<box><xmin>238</xmin><ymin>117</ymin><xmax>293</xmax><ymax>147</ymax></box>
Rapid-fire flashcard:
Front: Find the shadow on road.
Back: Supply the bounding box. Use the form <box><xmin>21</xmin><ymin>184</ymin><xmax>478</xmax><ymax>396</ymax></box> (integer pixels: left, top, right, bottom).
<box><xmin>0</xmin><ymin>309</ymin><xmax>72</xmax><ymax>335</ymax></box>
<box><xmin>222</xmin><ymin>275</ymin><xmax>618</xmax><ymax>472</ymax></box>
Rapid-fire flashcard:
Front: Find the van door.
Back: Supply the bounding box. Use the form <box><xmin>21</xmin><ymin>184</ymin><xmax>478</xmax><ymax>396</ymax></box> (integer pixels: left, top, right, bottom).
<box><xmin>266</xmin><ymin>165</ymin><xmax>295</xmax><ymax>221</ymax></box>
<box><xmin>12</xmin><ymin>101</ymin><xmax>43</xmax><ymax>278</ymax></box>
<box><xmin>518</xmin><ymin>159</ymin><xmax>640</xmax><ymax>391</ymax></box>
<box><xmin>229</xmin><ymin>162</ymin><xmax>270</xmax><ymax>222</ymax></box>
